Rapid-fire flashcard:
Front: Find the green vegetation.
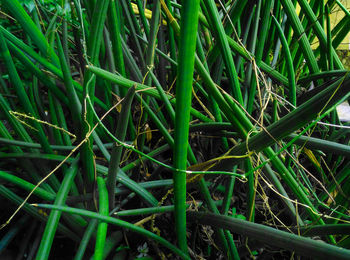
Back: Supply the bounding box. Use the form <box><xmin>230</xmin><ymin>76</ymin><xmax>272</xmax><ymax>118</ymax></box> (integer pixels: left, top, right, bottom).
<box><xmin>0</xmin><ymin>0</ymin><xmax>350</xmax><ymax>259</ymax></box>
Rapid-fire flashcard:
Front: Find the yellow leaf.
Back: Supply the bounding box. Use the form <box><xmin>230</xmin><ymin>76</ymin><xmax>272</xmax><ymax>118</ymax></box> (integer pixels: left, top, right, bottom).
<box><xmin>145</xmin><ymin>124</ymin><xmax>152</xmax><ymax>143</ymax></box>
<box><xmin>131</xmin><ymin>3</ymin><xmax>167</xmax><ymax>25</ymax></box>
<box><xmin>111</xmin><ymin>93</ymin><xmax>122</xmax><ymax>113</ymax></box>
<box><xmin>327</xmin><ymin>190</ymin><xmax>338</xmax><ymax>206</ymax></box>
<box><xmin>303</xmin><ymin>148</ymin><xmax>321</xmax><ymax>168</ymax></box>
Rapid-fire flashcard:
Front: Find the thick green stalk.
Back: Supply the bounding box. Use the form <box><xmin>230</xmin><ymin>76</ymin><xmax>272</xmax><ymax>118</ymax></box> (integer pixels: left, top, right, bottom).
<box><xmin>56</xmin><ymin>35</ymin><xmax>82</xmax><ymax>132</ymax></box>
<box><xmin>81</xmin><ymin>0</ymin><xmax>111</xmax><ymax>184</ymax></box>
<box><xmin>107</xmin><ymin>86</ymin><xmax>135</xmax><ymax>209</ymax></box>
<box><xmin>326</xmin><ymin>4</ymin><xmax>334</xmax><ymax>70</ymax></box>
<box><xmin>108</xmin><ymin>0</ymin><xmax>126</xmax><ymax>78</ymax></box>
<box><xmin>94</xmin><ymin>177</ymin><xmax>109</xmax><ymax>260</ymax></box>
<box><xmin>173</xmin><ymin>0</ymin><xmax>200</xmax><ymax>254</ymax></box>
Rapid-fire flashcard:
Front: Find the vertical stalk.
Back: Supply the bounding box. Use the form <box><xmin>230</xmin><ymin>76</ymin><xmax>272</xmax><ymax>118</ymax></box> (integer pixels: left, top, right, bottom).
<box><xmin>173</xmin><ymin>0</ymin><xmax>200</xmax><ymax>254</ymax></box>
<box><xmin>81</xmin><ymin>0</ymin><xmax>110</xmax><ymax>185</ymax></box>
<box><xmin>107</xmin><ymin>86</ymin><xmax>135</xmax><ymax>209</ymax></box>
<box><xmin>94</xmin><ymin>177</ymin><xmax>109</xmax><ymax>260</ymax></box>
<box><xmin>108</xmin><ymin>0</ymin><xmax>126</xmax><ymax>78</ymax></box>
<box><xmin>137</xmin><ymin>0</ymin><xmax>160</xmax><ymax>152</ymax></box>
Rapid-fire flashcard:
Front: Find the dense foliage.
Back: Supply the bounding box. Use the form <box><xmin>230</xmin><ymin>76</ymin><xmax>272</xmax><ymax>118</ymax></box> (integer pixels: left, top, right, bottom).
<box><xmin>0</xmin><ymin>0</ymin><xmax>350</xmax><ymax>259</ymax></box>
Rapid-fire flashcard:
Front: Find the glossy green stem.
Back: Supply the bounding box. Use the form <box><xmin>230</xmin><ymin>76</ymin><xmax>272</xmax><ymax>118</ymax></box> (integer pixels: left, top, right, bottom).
<box><xmin>173</xmin><ymin>1</ymin><xmax>200</xmax><ymax>253</ymax></box>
